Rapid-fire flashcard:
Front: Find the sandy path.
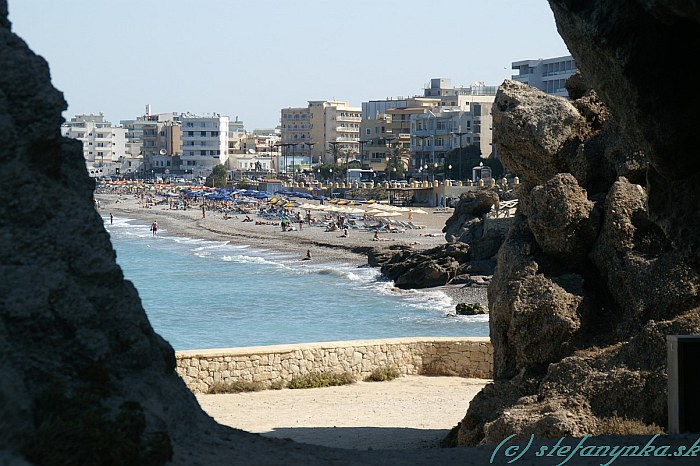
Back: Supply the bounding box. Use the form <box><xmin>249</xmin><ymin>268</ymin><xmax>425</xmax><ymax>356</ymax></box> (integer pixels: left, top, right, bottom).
<box><xmin>197</xmin><ymin>376</ymin><xmax>487</xmax><ymax>450</ymax></box>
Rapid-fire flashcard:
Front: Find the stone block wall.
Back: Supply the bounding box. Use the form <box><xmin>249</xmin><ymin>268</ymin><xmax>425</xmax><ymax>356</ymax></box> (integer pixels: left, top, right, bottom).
<box><xmin>176</xmin><ymin>337</ymin><xmax>492</xmax><ymax>394</ymax></box>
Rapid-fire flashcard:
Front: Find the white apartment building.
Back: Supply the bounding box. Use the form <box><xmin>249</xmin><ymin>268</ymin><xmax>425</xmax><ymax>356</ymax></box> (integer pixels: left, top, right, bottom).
<box><xmin>511</xmin><ymin>55</ymin><xmax>577</xmax><ymax>97</ymax></box>
<box><xmin>61</xmin><ymin>114</ymin><xmax>128</xmax><ymax>178</ymax></box>
<box><xmin>180</xmin><ymin>114</ymin><xmax>230</xmax><ymax>179</ymax></box>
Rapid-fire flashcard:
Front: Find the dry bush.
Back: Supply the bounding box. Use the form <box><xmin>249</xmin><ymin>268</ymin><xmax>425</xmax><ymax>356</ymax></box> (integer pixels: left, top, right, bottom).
<box><xmin>594</xmin><ymin>416</ymin><xmax>664</xmax><ymax>435</ymax></box>
<box><xmin>365</xmin><ymin>366</ymin><xmax>400</xmax><ymax>382</ymax></box>
<box><xmin>207</xmin><ymin>380</ymin><xmax>264</xmax><ymax>394</ymax></box>
<box><xmin>287</xmin><ymin>371</ymin><xmax>355</xmax><ymax>389</ymax></box>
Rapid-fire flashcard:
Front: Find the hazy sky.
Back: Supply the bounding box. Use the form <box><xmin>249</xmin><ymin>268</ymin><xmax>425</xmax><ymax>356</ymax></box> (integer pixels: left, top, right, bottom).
<box><xmin>9</xmin><ymin>0</ymin><xmax>569</xmax><ymax>129</ymax></box>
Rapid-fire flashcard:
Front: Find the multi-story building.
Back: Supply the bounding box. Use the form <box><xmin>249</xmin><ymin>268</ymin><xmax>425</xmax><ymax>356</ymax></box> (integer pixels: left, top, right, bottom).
<box><xmin>411</xmin><ymin>80</ymin><xmax>497</xmax><ymax>171</ymax></box>
<box><xmin>361</xmin><ymin>78</ymin><xmax>497</xmax><ymax>179</ymax></box>
<box><xmin>61</xmin><ymin>114</ymin><xmax>128</xmax><ymax>178</ymax></box>
<box><xmin>310</xmin><ymin>100</ymin><xmax>361</xmax><ymax>165</ymax></box>
<box><xmin>121</xmin><ymin>107</ymin><xmax>184</xmax><ymax>178</ymax></box>
<box><xmin>511</xmin><ymin>55</ymin><xmax>577</xmax><ymax>97</ymax></box>
<box><xmin>360</xmin><ymin>97</ymin><xmax>438</xmax><ymax>173</ymax></box>
<box><xmin>280</xmin><ymin>100</ymin><xmax>361</xmax><ymax>168</ymax></box>
<box><xmin>180</xmin><ymin>113</ymin><xmax>230</xmax><ymax>179</ymax></box>
<box><xmin>227</xmin><ymin>117</ymin><xmax>247</xmax><ymax>157</ymax></box>
<box><xmin>229</xmin><ymin>128</ymin><xmax>279</xmax><ymax>178</ymax></box>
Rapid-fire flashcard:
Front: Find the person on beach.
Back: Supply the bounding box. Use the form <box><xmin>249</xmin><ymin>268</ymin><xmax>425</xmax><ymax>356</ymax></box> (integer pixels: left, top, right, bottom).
<box><xmin>341</xmin><ymin>228</ymin><xmax>348</xmax><ymax>238</ymax></box>
<box><xmin>150</xmin><ymin>220</ymin><xmax>158</xmax><ymax>236</ymax></box>
<box><xmin>201</xmin><ymin>204</ymin><xmax>206</xmax><ymax>219</ymax></box>
<box><xmin>301</xmin><ymin>249</ymin><xmax>311</xmax><ymax>261</ymax></box>
<box><xmin>110</xmin><ymin>213</ymin><xmax>113</xmax><ymax>225</ymax></box>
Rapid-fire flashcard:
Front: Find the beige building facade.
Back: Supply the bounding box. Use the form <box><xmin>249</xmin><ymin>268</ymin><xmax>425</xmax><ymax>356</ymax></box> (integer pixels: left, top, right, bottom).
<box><xmin>281</xmin><ymin>100</ymin><xmax>361</xmax><ymax>167</ymax></box>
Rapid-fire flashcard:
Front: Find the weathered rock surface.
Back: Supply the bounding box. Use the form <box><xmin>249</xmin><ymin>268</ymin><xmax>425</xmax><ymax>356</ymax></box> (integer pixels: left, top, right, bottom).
<box><xmin>376</xmin><ymin>243</ymin><xmax>470</xmax><ymax>289</ymax></box>
<box><xmin>370</xmin><ymin>189</ymin><xmax>508</xmax><ymax>290</ymax></box>
<box><xmin>520</xmin><ymin>173</ymin><xmax>599</xmax><ymax>258</ymax></box>
<box><xmin>458</xmin><ymin>0</ymin><xmax>700</xmax><ymax>447</ymax></box>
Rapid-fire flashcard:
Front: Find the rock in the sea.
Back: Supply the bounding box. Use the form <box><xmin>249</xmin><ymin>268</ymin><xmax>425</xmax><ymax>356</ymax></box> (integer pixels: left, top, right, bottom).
<box><xmin>378</xmin><ymin>243</ymin><xmax>470</xmax><ymax>289</ymax></box>
<box><xmin>455</xmin><ymin>303</ymin><xmax>488</xmax><ymax>316</ymax></box>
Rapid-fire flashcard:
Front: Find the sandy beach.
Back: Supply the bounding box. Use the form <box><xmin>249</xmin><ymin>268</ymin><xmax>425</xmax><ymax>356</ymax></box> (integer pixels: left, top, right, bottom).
<box><xmin>96</xmin><ymin>189</ymin><xmax>491</xmax><ymax>451</ymax></box>
<box><xmin>197</xmin><ymin>375</ymin><xmax>487</xmax><ymax>450</ymax></box>
<box><xmin>95</xmin><ymin>191</ymin><xmax>489</xmax><ymax>305</ymax></box>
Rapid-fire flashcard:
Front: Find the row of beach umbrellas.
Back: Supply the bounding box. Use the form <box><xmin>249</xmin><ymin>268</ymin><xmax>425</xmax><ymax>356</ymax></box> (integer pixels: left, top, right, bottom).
<box><xmin>292</xmin><ymin>201</ymin><xmax>428</xmax><ymax>217</ymax></box>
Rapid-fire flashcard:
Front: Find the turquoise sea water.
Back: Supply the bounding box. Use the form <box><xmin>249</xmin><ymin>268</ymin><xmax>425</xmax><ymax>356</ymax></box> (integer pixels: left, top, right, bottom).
<box><xmin>105</xmin><ymin>216</ymin><xmax>489</xmax><ymax>350</ymax></box>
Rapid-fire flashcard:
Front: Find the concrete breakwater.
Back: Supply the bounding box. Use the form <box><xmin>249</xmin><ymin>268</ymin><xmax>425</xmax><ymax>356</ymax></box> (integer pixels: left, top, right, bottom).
<box><xmin>176</xmin><ymin>337</ymin><xmax>492</xmax><ymax>393</ymax></box>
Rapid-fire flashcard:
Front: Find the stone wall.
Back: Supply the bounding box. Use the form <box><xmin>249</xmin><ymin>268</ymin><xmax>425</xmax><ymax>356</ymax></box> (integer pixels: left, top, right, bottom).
<box><xmin>176</xmin><ymin>337</ymin><xmax>492</xmax><ymax>394</ymax></box>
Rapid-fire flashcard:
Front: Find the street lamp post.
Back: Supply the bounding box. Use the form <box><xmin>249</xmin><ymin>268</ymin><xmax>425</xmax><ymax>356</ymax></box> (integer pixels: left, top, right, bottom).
<box><xmin>451</xmin><ymin>125</ymin><xmax>467</xmax><ymax>181</ymax></box>
<box><xmin>290</xmin><ymin>143</ymin><xmax>299</xmax><ymax>180</ymax></box>
<box><xmin>434</xmin><ymin>163</ymin><xmax>438</xmax><ymax>183</ymax></box>
<box><xmin>384</xmin><ymin>134</ymin><xmax>396</xmax><ymax>181</ymax></box>
<box><xmin>448</xmin><ymin>164</ymin><xmax>452</xmax><ymax>181</ymax></box>
<box><xmin>358</xmin><ymin>140</ymin><xmax>368</xmax><ymax>167</ymax></box>
<box><xmin>415</xmin><ymin>134</ymin><xmax>429</xmax><ymax>172</ymax></box>
<box><xmin>306</xmin><ymin>142</ymin><xmax>316</xmax><ymax>166</ymax></box>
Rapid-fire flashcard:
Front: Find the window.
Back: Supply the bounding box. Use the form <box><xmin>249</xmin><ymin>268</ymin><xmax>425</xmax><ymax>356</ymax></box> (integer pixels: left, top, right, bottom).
<box><xmin>200</xmin><ymin>150</ymin><xmax>206</xmax><ymax>156</ymax></box>
<box><xmin>200</xmin><ymin>131</ymin><xmax>206</xmax><ymax>136</ymax></box>
<box><xmin>211</xmin><ymin>131</ymin><xmax>219</xmax><ymax>136</ymax></box>
<box><xmin>366</xmin><ymin>128</ymin><xmax>371</xmax><ymax>135</ymax></box>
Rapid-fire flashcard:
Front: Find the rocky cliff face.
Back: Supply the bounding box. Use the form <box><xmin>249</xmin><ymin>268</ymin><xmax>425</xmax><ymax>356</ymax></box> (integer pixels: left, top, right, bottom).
<box><xmin>458</xmin><ymin>0</ymin><xmax>700</xmax><ymax>445</ymax></box>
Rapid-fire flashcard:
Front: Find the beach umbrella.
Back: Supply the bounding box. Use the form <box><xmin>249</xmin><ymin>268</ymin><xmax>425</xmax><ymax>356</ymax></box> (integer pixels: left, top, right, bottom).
<box><xmin>364</xmin><ymin>209</ymin><xmax>384</xmax><ymax>215</ymax></box>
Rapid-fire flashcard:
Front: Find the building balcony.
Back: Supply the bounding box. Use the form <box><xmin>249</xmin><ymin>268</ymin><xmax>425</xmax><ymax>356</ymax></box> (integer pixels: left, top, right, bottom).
<box><xmin>335</xmin><ymin>126</ymin><xmax>359</xmax><ymax>133</ymax></box>
<box><xmin>335</xmin><ymin>136</ymin><xmax>359</xmax><ymax>143</ymax></box>
<box><xmin>336</xmin><ymin>116</ymin><xmax>361</xmax><ymax>122</ymax></box>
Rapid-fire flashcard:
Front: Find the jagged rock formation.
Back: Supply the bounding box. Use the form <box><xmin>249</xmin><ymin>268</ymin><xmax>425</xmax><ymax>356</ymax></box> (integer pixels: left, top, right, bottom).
<box><xmin>443</xmin><ymin>190</ymin><xmax>508</xmax><ymax>262</ymax></box>
<box><xmin>458</xmin><ymin>0</ymin><xmax>700</xmax><ymax>445</ymax></box>
<box><xmin>369</xmin><ymin>190</ymin><xmax>510</xmax><ymax>289</ymax></box>
<box><xmin>370</xmin><ymin>243</ymin><xmax>471</xmax><ymax>289</ymax></box>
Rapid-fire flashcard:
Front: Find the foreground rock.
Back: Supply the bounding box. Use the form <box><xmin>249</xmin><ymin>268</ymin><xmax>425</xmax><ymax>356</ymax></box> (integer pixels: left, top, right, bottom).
<box><xmin>457</xmin><ymin>2</ymin><xmax>700</xmax><ymax>446</ymax></box>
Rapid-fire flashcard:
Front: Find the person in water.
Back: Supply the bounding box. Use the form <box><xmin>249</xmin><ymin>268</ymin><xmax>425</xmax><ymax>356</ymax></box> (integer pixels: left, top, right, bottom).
<box><xmin>301</xmin><ymin>249</ymin><xmax>311</xmax><ymax>261</ymax></box>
